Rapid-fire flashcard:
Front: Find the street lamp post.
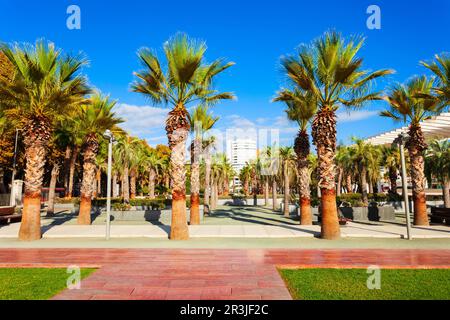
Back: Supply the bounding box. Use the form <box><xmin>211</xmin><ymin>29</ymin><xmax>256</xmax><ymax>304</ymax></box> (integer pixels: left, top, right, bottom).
<box><xmin>103</xmin><ymin>129</ymin><xmax>114</xmax><ymax>240</ymax></box>
<box><xmin>9</xmin><ymin>129</ymin><xmax>20</xmax><ymax>207</ymax></box>
<box><xmin>393</xmin><ymin>132</ymin><xmax>412</xmax><ymax>240</ymax></box>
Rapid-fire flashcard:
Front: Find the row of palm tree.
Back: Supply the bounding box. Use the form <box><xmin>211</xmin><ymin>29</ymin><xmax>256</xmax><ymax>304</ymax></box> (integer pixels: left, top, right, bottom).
<box><xmin>271</xmin><ymin>31</ymin><xmax>449</xmax><ymax>239</ymax></box>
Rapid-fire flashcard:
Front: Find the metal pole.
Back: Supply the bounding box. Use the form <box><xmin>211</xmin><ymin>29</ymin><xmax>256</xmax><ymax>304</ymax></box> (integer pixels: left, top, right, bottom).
<box><xmin>400</xmin><ymin>143</ymin><xmax>412</xmax><ymax>240</ymax></box>
<box><xmin>9</xmin><ymin>129</ymin><xmax>19</xmax><ymax>207</ymax></box>
<box><xmin>106</xmin><ymin>138</ymin><xmax>112</xmax><ymax>240</ymax></box>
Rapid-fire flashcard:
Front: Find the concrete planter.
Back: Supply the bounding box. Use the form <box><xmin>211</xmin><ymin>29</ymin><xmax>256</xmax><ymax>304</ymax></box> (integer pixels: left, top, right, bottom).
<box><xmin>338</xmin><ymin>206</ymin><xmax>395</xmax><ymax>222</ymax></box>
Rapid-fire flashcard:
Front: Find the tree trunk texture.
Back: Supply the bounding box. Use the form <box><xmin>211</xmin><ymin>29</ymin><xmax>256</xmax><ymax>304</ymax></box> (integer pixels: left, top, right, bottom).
<box><xmin>190</xmin><ymin>138</ymin><xmax>201</xmax><ymax>225</ymax></box>
<box><xmin>360</xmin><ymin>165</ymin><xmax>369</xmax><ymax>206</ymax></box>
<box><xmin>19</xmin><ymin>120</ymin><xmax>51</xmax><ymax>241</ymax></box>
<box><xmin>272</xmin><ymin>179</ymin><xmax>278</xmax><ymax>211</ymax></box>
<box><xmin>294</xmin><ymin>130</ymin><xmax>313</xmax><ymax>225</ymax></box>
<box><xmin>130</xmin><ymin>169</ymin><xmax>136</xmax><ymax>199</ymax></box>
<box><xmin>443</xmin><ymin>179</ymin><xmax>450</xmax><ymax>209</ymax></box>
<box><xmin>78</xmin><ymin>137</ymin><xmax>98</xmax><ymax>225</ymax></box>
<box><xmin>112</xmin><ymin>172</ymin><xmax>118</xmax><ymax>198</ymax></box>
<box><xmin>312</xmin><ymin>109</ymin><xmax>340</xmax><ymax>240</ymax></box>
<box><xmin>204</xmin><ymin>146</ymin><xmax>211</xmax><ymax>208</ymax></box>
<box><xmin>409</xmin><ymin>146</ymin><xmax>429</xmax><ymax>225</ymax></box>
<box><xmin>65</xmin><ymin>145</ymin><xmax>79</xmax><ymax>199</ymax></box>
<box><xmin>46</xmin><ymin>163</ymin><xmax>60</xmax><ymax>217</ymax></box>
<box><xmin>62</xmin><ymin>146</ymin><xmax>71</xmax><ymax>194</ymax></box>
<box><xmin>283</xmin><ymin>161</ymin><xmax>290</xmax><ymax>217</ymax></box>
<box><xmin>122</xmin><ymin>163</ymin><xmax>130</xmax><ymax>204</ymax></box>
<box><xmin>346</xmin><ymin>175</ymin><xmax>352</xmax><ymax>194</ymax></box>
<box><xmin>148</xmin><ymin>168</ymin><xmax>156</xmax><ymax>198</ymax></box>
<box><xmin>166</xmin><ymin>107</ymin><xmax>189</xmax><ymax>240</ymax></box>
<box><xmin>389</xmin><ymin>167</ymin><xmax>398</xmax><ymax>194</ymax></box>
<box><xmin>336</xmin><ymin>168</ymin><xmax>343</xmax><ymax>196</ymax></box>
<box><xmin>264</xmin><ymin>180</ymin><xmax>269</xmax><ymax>206</ymax></box>
<box><xmin>96</xmin><ymin>169</ymin><xmax>101</xmax><ymax>197</ymax></box>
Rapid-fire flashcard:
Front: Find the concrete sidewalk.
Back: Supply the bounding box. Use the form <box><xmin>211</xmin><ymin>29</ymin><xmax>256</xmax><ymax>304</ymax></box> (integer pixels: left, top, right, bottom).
<box><xmin>1</xmin><ymin>222</ymin><xmax>450</xmax><ymax>239</ymax></box>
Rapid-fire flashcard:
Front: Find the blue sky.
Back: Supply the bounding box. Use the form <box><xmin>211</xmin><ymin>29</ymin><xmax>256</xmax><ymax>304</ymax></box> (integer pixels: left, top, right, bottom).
<box><xmin>1</xmin><ymin>0</ymin><xmax>449</xmax><ymax>147</ymax></box>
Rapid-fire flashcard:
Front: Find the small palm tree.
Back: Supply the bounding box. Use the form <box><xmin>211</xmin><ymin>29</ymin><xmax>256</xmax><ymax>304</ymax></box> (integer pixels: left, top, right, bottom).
<box><xmin>381</xmin><ymin>76</ymin><xmax>445</xmax><ymax>225</ymax></box>
<box><xmin>349</xmin><ymin>137</ymin><xmax>379</xmax><ymax>205</ymax></box>
<box><xmin>114</xmin><ymin>135</ymin><xmax>140</xmax><ymax>204</ymax></box>
<box><xmin>189</xmin><ymin>105</ymin><xmax>219</xmax><ymax>224</ymax></box>
<box><xmin>132</xmin><ymin>33</ymin><xmax>235</xmax><ymax>240</ymax></box>
<box><xmin>425</xmin><ymin>140</ymin><xmax>450</xmax><ymax>208</ymax></box>
<box><xmin>382</xmin><ymin>146</ymin><xmax>401</xmax><ymax>195</ymax></box>
<box><xmin>0</xmin><ymin>40</ymin><xmax>90</xmax><ymax>240</ymax></box>
<box><xmin>77</xmin><ymin>93</ymin><xmax>122</xmax><ymax>225</ymax></box>
<box><xmin>280</xmin><ymin>31</ymin><xmax>393</xmax><ymax>239</ymax></box>
<box><xmin>274</xmin><ymin>89</ymin><xmax>317</xmax><ymax>224</ymax></box>
<box><xmin>145</xmin><ymin>150</ymin><xmax>161</xmax><ymax>198</ymax></box>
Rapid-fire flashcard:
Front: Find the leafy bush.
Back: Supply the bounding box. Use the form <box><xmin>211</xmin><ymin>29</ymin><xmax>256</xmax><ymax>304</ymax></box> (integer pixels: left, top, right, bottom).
<box><xmin>112</xmin><ymin>203</ymin><xmax>131</xmax><ymax>211</ymax></box>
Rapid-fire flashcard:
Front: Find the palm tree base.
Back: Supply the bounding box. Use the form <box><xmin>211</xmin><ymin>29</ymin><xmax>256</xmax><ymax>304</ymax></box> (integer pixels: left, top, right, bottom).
<box><xmin>300</xmin><ymin>197</ymin><xmax>313</xmax><ymax>225</ymax></box>
<box><xmin>320</xmin><ymin>189</ymin><xmax>341</xmax><ymax>240</ymax></box>
<box><xmin>413</xmin><ymin>192</ymin><xmax>430</xmax><ymax>226</ymax></box>
<box><xmin>170</xmin><ymin>197</ymin><xmax>189</xmax><ymax>240</ymax></box>
<box><xmin>189</xmin><ymin>193</ymin><xmax>201</xmax><ymax>225</ymax></box>
<box><xmin>18</xmin><ymin>195</ymin><xmax>42</xmax><ymax>241</ymax></box>
<box><xmin>77</xmin><ymin>196</ymin><xmax>92</xmax><ymax>225</ymax></box>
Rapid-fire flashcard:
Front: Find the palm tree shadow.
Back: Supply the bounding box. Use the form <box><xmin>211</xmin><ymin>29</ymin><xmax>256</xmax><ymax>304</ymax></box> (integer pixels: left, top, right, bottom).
<box><xmin>41</xmin><ymin>211</ymin><xmax>76</xmax><ymax>234</ymax></box>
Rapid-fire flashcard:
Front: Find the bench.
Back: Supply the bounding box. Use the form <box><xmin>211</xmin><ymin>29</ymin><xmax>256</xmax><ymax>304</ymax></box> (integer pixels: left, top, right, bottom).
<box><xmin>0</xmin><ymin>206</ymin><xmax>22</xmax><ymax>225</ymax></box>
<box><xmin>430</xmin><ymin>207</ymin><xmax>450</xmax><ymax>225</ymax></box>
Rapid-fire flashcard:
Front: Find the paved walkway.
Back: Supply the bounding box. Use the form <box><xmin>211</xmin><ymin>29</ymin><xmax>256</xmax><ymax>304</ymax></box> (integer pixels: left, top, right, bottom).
<box><xmin>0</xmin><ymin>248</ymin><xmax>449</xmax><ymax>300</ymax></box>
<box><xmin>1</xmin><ymin>222</ymin><xmax>450</xmax><ymax>239</ymax></box>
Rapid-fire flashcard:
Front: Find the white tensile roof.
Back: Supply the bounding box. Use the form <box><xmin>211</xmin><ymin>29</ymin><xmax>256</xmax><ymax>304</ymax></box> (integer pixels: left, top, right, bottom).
<box><xmin>365</xmin><ymin>112</ymin><xmax>450</xmax><ymax>146</ymax></box>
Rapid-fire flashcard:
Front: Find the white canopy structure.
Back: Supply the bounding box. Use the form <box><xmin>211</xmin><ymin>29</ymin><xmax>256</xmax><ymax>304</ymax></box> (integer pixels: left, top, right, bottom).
<box><xmin>365</xmin><ymin>112</ymin><xmax>450</xmax><ymax>146</ymax></box>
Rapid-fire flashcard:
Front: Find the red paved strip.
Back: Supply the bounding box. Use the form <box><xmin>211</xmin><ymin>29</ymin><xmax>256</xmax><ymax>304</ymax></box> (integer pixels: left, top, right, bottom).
<box><xmin>0</xmin><ymin>249</ymin><xmax>449</xmax><ymax>300</ymax></box>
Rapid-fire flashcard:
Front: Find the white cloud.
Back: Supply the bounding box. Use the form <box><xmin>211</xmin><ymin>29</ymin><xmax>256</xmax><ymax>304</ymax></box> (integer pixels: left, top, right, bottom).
<box><xmin>226</xmin><ymin>114</ymin><xmax>256</xmax><ymax>128</ymax></box>
<box><xmin>336</xmin><ymin>110</ymin><xmax>378</xmax><ymax>123</ymax></box>
<box><xmin>114</xmin><ymin>103</ymin><xmax>168</xmax><ymax>138</ymax></box>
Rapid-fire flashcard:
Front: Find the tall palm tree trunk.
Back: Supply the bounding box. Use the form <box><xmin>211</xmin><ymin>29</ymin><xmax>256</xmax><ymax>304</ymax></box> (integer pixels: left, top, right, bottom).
<box><xmin>283</xmin><ymin>162</ymin><xmax>290</xmax><ymax>217</ymax></box>
<box><xmin>264</xmin><ymin>180</ymin><xmax>269</xmax><ymax>206</ymax></box>
<box><xmin>78</xmin><ymin>136</ymin><xmax>98</xmax><ymax>225</ymax></box>
<box><xmin>148</xmin><ymin>168</ymin><xmax>156</xmax><ymax>198</ymax></box>
<box><xmin>346</xmin><ymin>175</ymin><xmax>352</xmax><ymax>194</ymax></box>
<box><xmin>112</xmin><ymin>172</ymin><xmax>118</xmax><ymax>198</ymax></box>
<box><xmin>336</xmin><ymin>168</ymin><xmax>343</xmax><ymax>196</ymax></box>
<box><xmin>360</xmin><ymin>166</ymin><xmax>369</xmax><ymax>206</ymax></box>
<box><xmin>272</xmin><ymin>179</ymin><xmax>278</xmax><ymax>211</ymax></box>
<box><xmin>312</xmin><ymin>109</ymin><xmax>340</xmax><ymax>240</ymax></box>
<box><xmin>204</xmin><ymin>146</ymin><xmax>211</xmax><ymax>208</ymax></box>
<box><xmin>130</xmin><ymin>169</ymin><xmax>136</xmax><ymax>199</ymax></box>
<box><xmin>62</xmin><ymin>146</ymin><xmax>71</xmax><ymax>195</ymax></box>
<box><xmin>295</xmin><ymin>130</ymin><xmax>312</xmax><ymax>225</ymax></box>
<box><xmin>65</xmin><ymin>145</ymin><xmax>79</xmax><ymax>199</ymax></box>
<box><xmin>166</xmin><ymin>106</ymin><xmax>189</xmax><ymax>240</ymax></box>
<box><xmin>190</xmin><ymin>139</ymin><xmax>201</xmax><ymax>225</ymax></box>
<box><xmin>96</xmin><ymin>169</ymin><xmax>101</xmax><ymax>197</ymax></box>
<box><xmin>443</xmin><ymin>179</ymin><xmax>450</xmax><ymax>208</ymax></box>
<box><xmin>46</xmin><ymin>163</ymin><xmax>60</xmax><ymax>217</ymax></box>
<box><xmin>19</xmin><ymin>121</ymin><xmax>50</xmax><ymax>241</ymax></box>
<box><xmin>408</xmin><ymin>124</ymin><xmax>429</xmax><ymax>226</ymax></box>
<box><xmin>122</xmin><ymin>163</ymin><xmax>130</xmax><ymax>204</ymax></box>
<box><xmin>389</xmin><ymin>168</ymin><xmax>398</xmax><ymax>194</ymax></box>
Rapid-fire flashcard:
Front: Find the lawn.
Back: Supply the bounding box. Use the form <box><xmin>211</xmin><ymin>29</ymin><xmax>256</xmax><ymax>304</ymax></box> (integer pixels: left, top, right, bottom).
<box><xmin>279</xmin><ymin>268</ymin><xmax>450</xmax><ymax>300</ymax></box>
<box><xmin>0</xmin><ymin>268</ymin><xmax>96</xmax><ymax>300</ymax></box>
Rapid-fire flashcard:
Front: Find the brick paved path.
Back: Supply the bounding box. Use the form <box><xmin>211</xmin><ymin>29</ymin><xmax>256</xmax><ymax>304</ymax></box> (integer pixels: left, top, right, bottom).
<box><xmin>0</xmin><ymin>249</ymin><xmax>449</xmax><ymax>300</ymax></box>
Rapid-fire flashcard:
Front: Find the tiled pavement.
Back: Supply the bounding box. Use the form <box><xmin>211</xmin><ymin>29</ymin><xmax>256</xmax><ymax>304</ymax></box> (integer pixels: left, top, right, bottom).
<box><xmin>1</xmin><ymin>222</ymin><xmax>450</xmax><ymax>239</ymax></box>
<box><xmin>0</xmin><ymin>248</ymin><xmax>449</xmax><ymax>300</ymax></box>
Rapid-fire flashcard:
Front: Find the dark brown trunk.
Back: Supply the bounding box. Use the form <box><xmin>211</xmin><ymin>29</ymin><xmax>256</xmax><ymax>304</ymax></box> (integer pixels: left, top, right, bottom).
<box><xmin>46</xmin><ymin>163</ymin><xmax>60</xmax><ymax>216</ymax></box>
<box><xmin>65</xmin><ymin>145</ymin><xmax>79</xmax><ymax>199</ymax></box>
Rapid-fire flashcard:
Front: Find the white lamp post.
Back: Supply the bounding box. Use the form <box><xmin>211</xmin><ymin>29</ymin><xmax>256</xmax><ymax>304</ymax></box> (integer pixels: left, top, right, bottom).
<box><xmin>393</xmin><ymin>132</ymin><xmax>412</xmax><ymax>240</ymax></box>
<box><xmin>9</xmin><ymin>129</ymin><xmax>21</xmax><ymax>207</ymax></box>
<box><xmin>103</xmin><ymin>129</ymin><xmax>115</xmax><ymax>240</ymax></box>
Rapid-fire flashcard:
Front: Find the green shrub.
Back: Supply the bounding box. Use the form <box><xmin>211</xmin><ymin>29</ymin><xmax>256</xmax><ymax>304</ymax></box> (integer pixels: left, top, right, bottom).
<box><xmin>54</xmin><ymin>197</ymin><xmax>80</xmax><ymax>205</ymax></box>
<box><xmin>112</xmin><ymin>203</ymin><xmax>131</xmax><ymax>211</ymax></box>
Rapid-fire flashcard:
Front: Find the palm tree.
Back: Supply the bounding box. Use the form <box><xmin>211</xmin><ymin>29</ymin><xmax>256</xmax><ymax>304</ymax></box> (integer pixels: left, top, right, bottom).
<box><xmin>132</xmin><ymin>33</ymin><xmax>235</xmax><ymax>240</ymax></box>
<box><xmin>349</xmin><ymin>137</ymin><xmax>376</xmax><ymax>205</ymax></box>
<box><xmin>145</xmin><ymin>150</ymin><xmax>161</xmax><ymax>198</ymax></box>
<box><xmin>239</xmin><ymin>164</ymin><xmax>252</xmax><ymax>196</ymax></box>
<box><xmin>280</xmin><ymin>31</ymin><xmax>393</xmax><ymax>239</ymax></box>
<box><xmin>0</xmin><ymin>40</ymin><xmax>90</xmax><ymax>240</ymax></box>
<box><xmin>115</xmin><ymin>135</ymin><xmax>139</xmax><ymax>204</ymax></box>
<box><xmin>381</xmin><ymin>76</ymin><xmax>445</xmax><ymax>225</ymax></box>
<box><xmin>279</xmin><ymin>147</ymin><xmax>296</xmax><ymax>217</ymax></box>
<box><xmin>77</xmin><ymin>94</ymin><xmax>122</xmax><ymax>225</ymax></box>
<box><xmin>274</xmin><ymin>89</ymin><xmax>317</xmax><ymax>224</ymax></box>
<box><xmin>189</xmin><ymin>105</ymin><xmax>219</xmax><ymax>224</ymax></box>
<box><xmin>382</xmin><ymin>146</ymin><xmax>401</xmax><ymax>195</ymax></box>
<box><xmin>425</xmin><ymin>140</ymin><xmax>450</xmax><ymax>208</ymax></box>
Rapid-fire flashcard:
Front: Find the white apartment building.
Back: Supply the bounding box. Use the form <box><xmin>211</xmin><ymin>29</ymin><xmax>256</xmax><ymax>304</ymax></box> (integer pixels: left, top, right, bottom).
<box><xmin>226</xmin><ymin>138</ymin><xmax>257</xmax><ymax>173</ymax></box>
